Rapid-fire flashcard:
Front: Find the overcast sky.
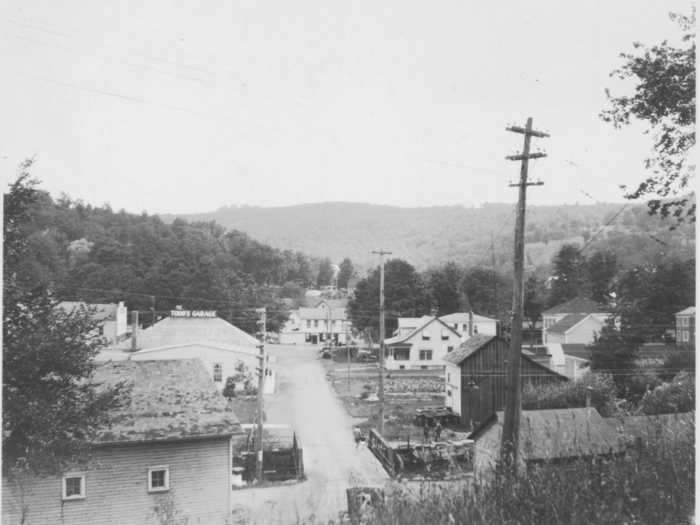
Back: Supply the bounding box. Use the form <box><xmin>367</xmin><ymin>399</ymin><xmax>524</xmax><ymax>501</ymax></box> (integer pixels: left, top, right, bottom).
<box><xmin>0</xmin><ymin>1</ymin><xmax>694</xmax><ymax>214</ymax></box>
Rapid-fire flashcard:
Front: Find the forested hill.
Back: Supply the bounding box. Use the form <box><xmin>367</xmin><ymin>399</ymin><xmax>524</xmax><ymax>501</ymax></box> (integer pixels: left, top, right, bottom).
<box><xmin>7</xmin><ymin>181</ymin><xmax>319</xmax><ymax>332</ymax></box>
<box><xmin>161</xmin><ymin>201</ymin><xmax>695</xmax><ymax>273</ymax></box>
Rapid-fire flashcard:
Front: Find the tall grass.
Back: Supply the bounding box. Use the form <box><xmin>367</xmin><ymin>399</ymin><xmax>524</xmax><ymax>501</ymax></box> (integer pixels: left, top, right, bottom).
<box><xmin>341</xmin><ymin>429</ymin><xmax>694</xmax><ymax>525</ymax></box>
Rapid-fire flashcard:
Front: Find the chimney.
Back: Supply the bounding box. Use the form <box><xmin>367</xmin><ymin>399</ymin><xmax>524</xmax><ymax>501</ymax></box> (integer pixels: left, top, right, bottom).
<box><xmin>468</xmin><ymin>310</ymin><xmax>474</xmax><ymax>336</ymax></box>
<box><xmin>130</xmin><ymin>310</ymin><xmax>139</xmax><ymax>351</ymax></box>
<box><xmin>430</xmin><ymin>306</ymin><xmax>439</xmax><ymax>317</ymax></box>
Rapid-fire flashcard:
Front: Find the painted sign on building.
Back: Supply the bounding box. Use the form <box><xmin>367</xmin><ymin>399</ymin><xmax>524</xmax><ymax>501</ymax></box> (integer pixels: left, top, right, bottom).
<box><xmin>170</xmin><ymin>310</ymin><xmax>218</xmax><ymax>318</ymax></box>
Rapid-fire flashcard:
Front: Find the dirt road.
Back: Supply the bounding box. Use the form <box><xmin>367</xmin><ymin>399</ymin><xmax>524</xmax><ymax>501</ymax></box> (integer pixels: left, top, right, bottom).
<box><xmin>230</xmin><ymin>344</ymin><xmax>389</xmax><ymax>524</ymax></box>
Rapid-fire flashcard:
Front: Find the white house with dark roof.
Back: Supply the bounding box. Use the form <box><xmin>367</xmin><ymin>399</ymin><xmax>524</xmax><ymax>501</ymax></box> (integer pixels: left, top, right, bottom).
<box><xmin>1</xmin><ymin>359</ymin><xmax>242</xmax><ymax>525</ymax></box>
<box><xmin>542</xmin><ymin>297</ymin><xmax>610</xmax><ymax>345</ymax></box>
<box><xmin>284</xmin><ymin>299</ymin><xmax>352</xmax><ymax>345</ymax></box>
<box><xmin>384</xmin><ymin>316</ymin><xmax>462</xmax><ymax>370</ymax></box>
<box><xmin>675</xmin><ymin>306</ymin><xmax>695</xmax><ymax>346</ymax></box>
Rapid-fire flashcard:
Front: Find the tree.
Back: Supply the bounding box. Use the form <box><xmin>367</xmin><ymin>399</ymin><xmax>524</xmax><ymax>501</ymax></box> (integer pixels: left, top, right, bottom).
<box><xmin>337</xmin><ymin>257</ymin><xmax>355</xmax><ymax>289</ymax></box>
<box><xmin>460</xmin><ymin>267</ymin><xmax>512</xmax><ymax>322</ymax></box>
<box><xmin>548</xmin><ymin>244</ymin><xmax>587</xmax><ymax>307</ymax></box>
<box><xmin>348</xmin><ymin>259</ymin><xmax>430</xmax><ymax>335</ymax></box>
<box><xmin>3</xmin><ymin>168</ymin><xmax>127</xmax><ymax>475</ymax></box>
<box><xmin>601</xmin><ymin>10</ymin><xmax>696</xmax><ymax>223</ymax></box>
<box><xmin>586</xmin><ymin>250</ymin><xmax>617</xmax><ymax>304</ymax></box>
<box><xmin>590</xmin><ymin>317</ymin><xmax>643</xmax><ymax>394</ymax></box>
<box><xmin>523</xmin><ymin>275</ymin><xmax>546</xmax><ymax>327</ymax></box>
<box><xmin>316</xmin><ymin>258</ymin><xmax>334</xmax><ymax>287</ymax></box>
<box><xmin>426</xmin><ymin>262</ymin><xmax>465</xmax><ymax>315</ymax></box>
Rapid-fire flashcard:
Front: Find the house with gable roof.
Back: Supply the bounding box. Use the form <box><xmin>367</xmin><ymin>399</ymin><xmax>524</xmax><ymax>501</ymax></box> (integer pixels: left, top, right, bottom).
<box><xmin>542</xmin><ymin>297</ymin><xmax>611</xmax><ymax>345</ymax></box>
<box><xmin>444</xmin><ymin>335</ymin><xmax>567</xmax><ymax>429</ymax></box>
<box><xmin>439</xmin><ymin>311</ymin><xmax>499</xmax><ymax>340</ymax></box>
<box><xmin>2</xmin><ymin>359</ymin><xmax>242</xmax><ymax>525</ymax></box>
<box><xmin>284</xmin><ymin>299</ymin><xmax>352</xmax><ymax>345</ymax></box>
<box><xmin>384</xmin><ymin>316</ymin><xmax>462</xmax><ymax>370</ymax></box>
<box><xmin>675</xmin><ymin>306</ymin><xmax>695</xmax><ymax>346</ymax></box>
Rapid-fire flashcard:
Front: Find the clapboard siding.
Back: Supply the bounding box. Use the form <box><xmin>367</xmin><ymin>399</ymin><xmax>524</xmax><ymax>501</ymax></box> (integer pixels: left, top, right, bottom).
<box><xmin>458</xmin><ymin>338</ymin><xmax>566</xmax><ymax>429</ymax></box>
<box><xmin>2</xmin><ymin>437</ymin><xmax>231</xmax><ymax>525</ymax></box>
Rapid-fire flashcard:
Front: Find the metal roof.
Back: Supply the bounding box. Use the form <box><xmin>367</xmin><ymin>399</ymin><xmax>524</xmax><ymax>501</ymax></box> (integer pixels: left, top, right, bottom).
<box><xmin>542</xmin><ymin>297</ymin><xmax>609</xmax><ymax>316</ymax></box>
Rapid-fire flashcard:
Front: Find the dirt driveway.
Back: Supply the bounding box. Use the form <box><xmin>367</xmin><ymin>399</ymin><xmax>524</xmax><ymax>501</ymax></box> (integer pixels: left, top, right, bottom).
<box><xmin>230</xmin><ymin>344</ymin><xmax>389</xmax><ymax>524</ymax></box>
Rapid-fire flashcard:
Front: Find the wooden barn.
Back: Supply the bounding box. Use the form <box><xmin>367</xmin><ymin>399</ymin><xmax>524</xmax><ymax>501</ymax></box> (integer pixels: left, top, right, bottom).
<box><xmin>444</xmin><ymin>335</ymin><xmax>567</xmax><ymax>430</ymax></box>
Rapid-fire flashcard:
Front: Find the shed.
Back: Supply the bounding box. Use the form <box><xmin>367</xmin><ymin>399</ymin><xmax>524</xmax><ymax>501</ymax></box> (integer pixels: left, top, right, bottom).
<box><xmin>443</xmin><ymin>335</ymin><xmax>567</xmax><ymax>430</ymax></box>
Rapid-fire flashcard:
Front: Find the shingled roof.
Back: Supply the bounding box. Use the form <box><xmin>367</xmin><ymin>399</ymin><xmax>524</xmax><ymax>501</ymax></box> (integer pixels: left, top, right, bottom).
<box><xmin>543</xmin><ymin>297</ymin><xmax>609</xmax><ymax>316</ymax></box>
<box><xmin>471</xmin><ymin>408</ymin><xmax>625</xmax><ymax>460</ymax></box>
<box><xmin>443</xmin><ymin>334</ymin><xmax>495</xmax><ymax>365</ymax></box>
<box><xmin>93</xmin><ymin>359</ymin><xmax>240</xmax><ymax>444</ymax></box>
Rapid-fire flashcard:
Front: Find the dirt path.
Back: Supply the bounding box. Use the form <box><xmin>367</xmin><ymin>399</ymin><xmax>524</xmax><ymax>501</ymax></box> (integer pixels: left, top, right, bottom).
<box><xmin>230</xmin><ymin>344</ymin><xmax>389</xmax><ymax>524</ymax></box>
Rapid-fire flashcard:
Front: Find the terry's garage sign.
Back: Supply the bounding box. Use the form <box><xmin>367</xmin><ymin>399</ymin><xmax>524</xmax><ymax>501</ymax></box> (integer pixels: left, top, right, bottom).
<box><xmin>170</xmin><ymin>310</ymin><xmax>217</xmax><ymax>318</ymax></box>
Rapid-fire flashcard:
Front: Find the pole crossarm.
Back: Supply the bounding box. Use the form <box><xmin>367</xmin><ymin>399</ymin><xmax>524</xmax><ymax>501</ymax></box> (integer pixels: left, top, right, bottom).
<box><xmin>506</xmin><ymin>125</ymin><xmax>550</xmax><ymax>138</ymax></box>
<box><xmin>508</xmin><ymin>181</ymin><xmax>545</xmax><ymax>188</ymax></box>
<box><xmin>505</xmin><ymin>152</ymin><xmax>547</xmax><ymax>161</ymax></box>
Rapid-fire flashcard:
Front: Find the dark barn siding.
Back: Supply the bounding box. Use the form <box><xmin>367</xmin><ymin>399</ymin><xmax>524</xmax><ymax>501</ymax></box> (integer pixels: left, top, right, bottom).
<box><xmin>459</xmin><ymin>338</ymin><xmax>566</xmax><ymax>429</ymax></box>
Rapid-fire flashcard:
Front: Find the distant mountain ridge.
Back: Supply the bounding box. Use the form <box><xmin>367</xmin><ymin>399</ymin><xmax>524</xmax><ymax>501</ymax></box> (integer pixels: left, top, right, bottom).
<box><xmin>160</xmin><ymin>201</ymin><xmax>695</xmax><ymax>273</ymax></box>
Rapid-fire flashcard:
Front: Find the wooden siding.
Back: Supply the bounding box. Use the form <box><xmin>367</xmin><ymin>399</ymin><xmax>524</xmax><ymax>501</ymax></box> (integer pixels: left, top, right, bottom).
<box><xmin>2</xmin><ymin>437</ymin><xmax>231</xmax><ymax>525</ymax></box>
<box><xmin>458</xmin><ymin>338</ymin><xmax>566</xmax><ymax>430</ymax></box>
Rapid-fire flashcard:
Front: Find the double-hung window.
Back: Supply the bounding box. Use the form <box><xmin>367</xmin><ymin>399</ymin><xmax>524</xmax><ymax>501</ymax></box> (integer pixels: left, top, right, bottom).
<box><xmin>213</xmin><ymin>363</ymin><xmax>223</xmax><ymax>383</ymax></box>
<box><xmin>419</xmin><ymin>350</ymin><xmax>433</xmax><ymax>361</ymax></box>
<box><xmin>62</xmin><ymin>472</ymin><xmax>86</xmax><ymax>501</ymax></box>
<box><xmin>148</xmin><ymin>466</ymin><xmax>170</xmax><ymax>492</ymax></box>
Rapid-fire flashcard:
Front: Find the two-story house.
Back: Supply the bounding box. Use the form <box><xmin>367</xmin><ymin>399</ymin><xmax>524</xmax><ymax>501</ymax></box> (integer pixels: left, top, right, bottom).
<box><xmin>384</xmin><ymin>316</ymin><xmax>462</xmax><ymax>370</ymax></box>
<box><xmin>542</xmin><ymin>297</ymin><xmax>610</xmax><ymax>345</ymax></box>
<box><xmin>675</xmin><ymin>306</ymin><xmax>695</xmax><ymax>346</ymax></box>
<box><xmin>439</xmin><ymin>311</ymin><xmax>498</xmax><ymax>340</ymax></box>
<box><xmin>285</xmin><ymin>300</ymin><xmax>352</xmax><ymax>345</ymax></box>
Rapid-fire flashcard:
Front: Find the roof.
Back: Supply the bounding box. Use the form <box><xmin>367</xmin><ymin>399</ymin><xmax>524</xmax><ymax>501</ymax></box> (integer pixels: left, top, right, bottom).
<box><xmin>439</xmin><ymin>312</ymin><xmax>498</xmax><ymax>325</ymax></box>
<box><xmin>385</xmin><ymin>316</ymin><xmax>460</xmax><ymax>346</ymax></box>
<box><xmin>314</xmin><ymin>298</ymin><xmax>348</xmax><ymax>309</ymax></box>
<box><xmin>561</xmin><ymin>344</ymin><xmax>591</xmax><ymax>361</ymax></box>
<box><xmin>543</xmin><ymin>297</ymin><xmax>609</xmax><ymax>316</ymax></box>
<box><xmin>547</xmin><ymin>313</ymin><xmax>596</xmax><ymax>335</ymax></box>
<box><xmin>443</xmin><ymin>334</ymin><xmax>496</xmax><ymax>365</ymax></box>
<box><xmin>111</xmin><ymin>315</ymin><xmax>259</xmax><ymax>350</ymax></box>
<box><xmin>606</xmin><ymin>413</ymin><xmax>694</xmax><ymax>446</ymax></box>
<box><xmin>471</xmin><ymin>408</ymin><xmax>625</xmax><ymax>460</ymax></box>
<box><xmin>93</xmin><ymin>359</ymin><xmax>240</xmax><ymax>444</ymax></box>
<box><xmin>675</xmin><ymin>306</ymin><xmax>695</xmax><ymax>316</ymax></box>
<box><xmin>130</xmin><ymin>341</ymin><xmax>259</xmax><ymax>359</ymax></box>
<box><xmin>237</xmin><ymin>424</ymin><xmax>298</xmax><ymax>451</ymax></box>
<box><xmin>397</xmin><ymin>317</ymin><xmax>424</xmax><ymax>329</ymax></box>
<box><xmin>57</xmin><ymin>301</ymin><xmax>121</xmax><ymax>322</ymax></box>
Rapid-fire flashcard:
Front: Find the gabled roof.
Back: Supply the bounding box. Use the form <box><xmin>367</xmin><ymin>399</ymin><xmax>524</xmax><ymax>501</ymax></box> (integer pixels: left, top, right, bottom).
<box><xmin>385</xmin><ymin>316</ymin><xmax>460</xmax><ymax>346</ymax></box>
<box><xmin>443</xmin><ymin>334</ymin><xmax>495</xmax><ymax>365</ymax></box>
<box><xmin>111</xmin><ymin>316</ymin><xmax>259</xmax><ymax>350</ymax></box>
<box><xmin>57</xmin><ymin>301</ymin><xmax>121</xmax><ymax>322</ymax></box>
<box><xmin>470</xmin><ymin>408</ymin><xmax>624</xmax><ymax>460</ymax></box>
<box><xmin>675</xmin><ymin>306</ymin><xmax>695</xmax><ymax>316</ymax></box>
<box><xmin>439</xmin><ymin>312</ymin><xmax>498</xmax><ymax>325</ymax></box>
<box><xmin>93</xmin><ymin>359</ymin><xmax>240</xmax><ymax>444</ymax></box>
<box><xmin>561</xmin><ymin>344</ymin><xmax>591</xmax><ymax>361</ymax></box>
<box><xmin>547</xmin><ymin>313</ymin><xmax>599</xmax><ymax>335</ymax></box>
<box><xmin>542</xmin><ymin>297</ymin><xmax>609</xmax><ymax>316</ymax></box>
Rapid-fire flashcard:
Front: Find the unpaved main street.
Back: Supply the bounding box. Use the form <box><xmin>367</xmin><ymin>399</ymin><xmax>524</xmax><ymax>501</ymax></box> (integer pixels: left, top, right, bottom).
<box><xmin>230</xmin><ymin>344</ymin><xmax>389</xmax><ymax>524</ymax></box>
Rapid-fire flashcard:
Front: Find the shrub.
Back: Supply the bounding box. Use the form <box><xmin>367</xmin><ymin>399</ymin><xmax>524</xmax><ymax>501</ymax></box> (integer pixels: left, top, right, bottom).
<box><xmin>222</xmin><ymin>377</ymin><xmax>237</xmax><ymax>399</ymax></box>
<box><xmin>638</xmin><ymin>371</ymin><xmax>695</xmax><ymax>415</ymax></box>
<box><xmin>522</xmin><ymin>372</ymin><xmax>618</xmax><ymax>416</ymax></box>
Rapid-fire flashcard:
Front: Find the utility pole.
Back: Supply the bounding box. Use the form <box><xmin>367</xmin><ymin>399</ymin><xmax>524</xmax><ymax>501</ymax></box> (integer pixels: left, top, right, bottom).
<box><xmin>255</xmin><ymin>307</ymin><xmax>267</xmax><ymax>483</ymax></box>
<box><xmin>500</xmin><ymin>117</ymin><xmax>548</xmax><ymax>470</ymax></box>
<box><xmin>371</xmin><ymin>249</ymin><xmax>392</xmax><ymax>436</ymax></box>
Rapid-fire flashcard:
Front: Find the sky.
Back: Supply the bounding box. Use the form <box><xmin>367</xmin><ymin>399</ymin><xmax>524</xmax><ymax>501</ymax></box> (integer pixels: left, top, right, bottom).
<box><xmin>0</xmin><ymin>0</ymin><xmax>694</xmax><ymax>214</ymax></box>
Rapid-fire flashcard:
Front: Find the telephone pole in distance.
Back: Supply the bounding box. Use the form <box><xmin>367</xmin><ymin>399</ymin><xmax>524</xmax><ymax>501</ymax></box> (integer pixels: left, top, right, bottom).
<box><xmin>372</xmin><ymin>249</ymin><xmax>392</xmax><ymax>436</ymax></box>
<box><xmin>255</xmin><ymin>307</ymin><xmax>267</xmax><ymax>483</ymax></box>
<box><xmin>500</xmin><ymin>117</ymin><xmax>549</xmax><ymax>470</ymax></box>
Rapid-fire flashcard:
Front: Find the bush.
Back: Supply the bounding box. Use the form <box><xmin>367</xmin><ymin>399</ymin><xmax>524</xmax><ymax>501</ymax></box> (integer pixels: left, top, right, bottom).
<box><xmin>522</xmin><ymin>372</ymin><xmax>618</xmax><ymax>416</ymax></box>
<box><xmin>638</xmin><ymin>371</ymin><xmax>694</xmax><ymax>415</ymax></box>
<box><xmin>222</xmin><ymin>377</ymin><xmax>237</xmax><ymax>399</ymax></box>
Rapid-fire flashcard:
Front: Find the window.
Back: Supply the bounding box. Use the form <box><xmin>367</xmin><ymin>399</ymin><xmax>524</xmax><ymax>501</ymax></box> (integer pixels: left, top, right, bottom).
<box><xmin>419</xmin><ymin>350</ymin><xmax>433</xmax><ymax>361</ymax></box>
<box><xmin>62</xmin><ymin>473</ymin><xmax>86</xmax><ymax>500</ymax></box>
<box><xmin>463</xmin><ymin>323</ymin><xmax>468</xmax><ymax>332</ymax></box>
<box><xmin>421</xmin><ymin>331</ymin><xmax>430</xmax><ymax>341</ymax></box>
<box><xmin>148</xmin><ymin>466</ymin><xmax>170</xmax><ymax>492</ymax></box>
<box><xmin>453</xmin><ymin>323</ymin><xmax>458</xmax><ymax>330</ymax></box>
<box><xmin>447</xmin><ymin>346</ymin><xmax>454</xmax><ymax>353</ymax></box>
<box><xmin>213</xmin><ymin>363</ymin><xmax>222</xmax><ymax>383</ymax></box>
<box><xmin>394</xmin><ymin>348</ymin><xmax>410</xmax><ymax>361</ymax></box>
<box><xmin>447</xmin><ymin>389</ymin><xmax>452</xmax><ymax>397</ymax></box>
<box><xmin>314</xmin><ymin>320</ymin><xmax>318</xmax><ymax>328</ymax></box>
<box><xmin>447</xmin><ymin>372</ymin><xmax>450</xmax><ymax>382</ymax></box>
<box><xmin>306</xmin><ymin>320</ymin><xmax>311</xmax><ymax>328</ymax></box>
<box><xmin>441</xmin><ymin>330</ymin><xmax>449</xmax><ymax>341</ymax></box>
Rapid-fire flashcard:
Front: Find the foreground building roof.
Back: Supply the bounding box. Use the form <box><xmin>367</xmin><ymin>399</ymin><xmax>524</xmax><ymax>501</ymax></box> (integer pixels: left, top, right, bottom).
<box><xmin>93</xmin><ymin>359</ymin><xmax>240</xmax><ymax>444</ymax></box>
<box><xmin>542</xmin><ymin>297</ymin><xmax>609</xmax><ymax>316</ymax></box>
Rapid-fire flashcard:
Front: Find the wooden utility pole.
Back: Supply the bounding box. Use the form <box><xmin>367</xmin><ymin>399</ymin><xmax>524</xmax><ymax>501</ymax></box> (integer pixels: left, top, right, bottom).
<box><xmin>500</xmin><ymin>117</ymin><xmax>548</xmax><ymax>470</ymax></box>
<box><xmin>255</xmin><ymin>307</ymin><xmax>267</xmax><ymax>483</ymax></box>
<box><xmin>371</xmin><ymin>249</ymin><xmax>392</xmax><ymax>436</ymax></box>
